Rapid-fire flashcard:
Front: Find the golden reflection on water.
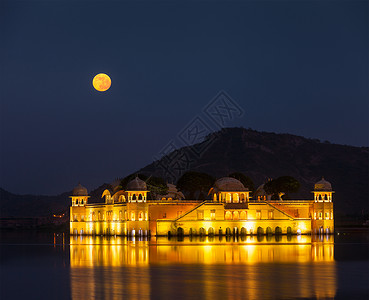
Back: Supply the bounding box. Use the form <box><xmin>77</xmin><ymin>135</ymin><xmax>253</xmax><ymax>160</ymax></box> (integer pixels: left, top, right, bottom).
<box><xmin>70</xmin><ymin>235</ymin><xmax>336</xmax><ymax>299</ymax></box>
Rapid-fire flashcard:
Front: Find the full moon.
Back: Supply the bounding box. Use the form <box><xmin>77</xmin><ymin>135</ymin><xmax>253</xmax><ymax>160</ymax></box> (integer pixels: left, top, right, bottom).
<box><xmin>92</xmin><ymin>73</ymin><xmax>111</xmax><ymax>92</ymax></box>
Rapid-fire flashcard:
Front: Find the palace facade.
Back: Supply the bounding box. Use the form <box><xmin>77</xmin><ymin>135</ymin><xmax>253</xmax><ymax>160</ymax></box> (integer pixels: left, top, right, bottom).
<box><xmin>70</xmin><ymin>177</ymin><xmax>334</xmax><ymax>236</ymax></box>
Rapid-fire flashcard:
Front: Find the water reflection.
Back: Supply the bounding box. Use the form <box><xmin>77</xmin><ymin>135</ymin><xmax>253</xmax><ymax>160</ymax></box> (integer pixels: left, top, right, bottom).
<box><xmin>70</xmin><ymin>235</ymin><xmax>336</xmax><ymax>299</ymax></box>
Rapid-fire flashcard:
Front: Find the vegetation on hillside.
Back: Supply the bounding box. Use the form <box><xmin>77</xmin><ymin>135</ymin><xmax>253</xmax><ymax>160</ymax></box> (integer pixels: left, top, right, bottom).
<box><xmin>177</xmin><ymin>171</ymin><xmax>215</xmax><ymax>200</ymax></box>
<box><xmin>263</xmin><ymin>176</ymin><xmax>300</xmax><ymax>200</ymax></box>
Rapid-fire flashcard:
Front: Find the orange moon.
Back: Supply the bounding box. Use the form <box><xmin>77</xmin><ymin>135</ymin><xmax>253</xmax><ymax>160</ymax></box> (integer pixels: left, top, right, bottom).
<box><xmin>92</xmin><ymin>73</ymin><xmax>111</xmax><ymax>92</ymax></box>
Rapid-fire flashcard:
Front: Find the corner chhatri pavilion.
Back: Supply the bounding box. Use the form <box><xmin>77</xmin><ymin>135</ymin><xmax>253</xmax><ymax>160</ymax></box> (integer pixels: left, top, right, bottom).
<box><xmin>70</xmin><ymin>177</ymin><xmax>334</xmax><ymax>236</ymax></box>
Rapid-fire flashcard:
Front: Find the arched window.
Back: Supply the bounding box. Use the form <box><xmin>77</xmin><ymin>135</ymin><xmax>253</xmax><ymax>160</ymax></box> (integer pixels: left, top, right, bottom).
<box><xmin>287</xmin><ymin>227</ymin><xmax>292</xmax><ymax>235</ymax></box>
<box><xmin>138</xmin><ymin>211</ymin><xmax>144</xmax><ymax>221</ymax></box>
<box><xmin>233</xmin><ymin>193</ymin><xmax>239</xmax><ymax>203</ymax></box>
<box><xmin>138</xmin><ymin>194</ymin><xmax>143</xmax><ymax>200</ymax></box>
<box><xmin>233</xmin><ymin>211</ymin><xmax>239</xmax><ymax>220</ymax></box>
<box><xmin>324</xmin><ymin>194</ymin><xmax>328</xmax><ymax>200</ymax></box>
<box><xmin>275</xmin><ymin>226</ymin><xmax>282</xmax><ymax>235</ymax></box>
<box><xmin>266</xmin><ymin>227</ymin><xmax>272</xmax><ymax>235</ymax></box>
<box><xmin>257</xmin><ymin>227</ymin><xmax>264</xmax><ymax>235</ymax></box>
<box><xmin>208</xmin><ymin>227</ymin><xmax>215</xmax><ymax>236</ymax></box>
<box><xmin>226</xmin><ymin>193</ymin><xmax>232</xmax><ymax>203</ymax></box>
<box><xmin>132</xmin><ymin>194</ymin><xmax>137</xmax><ymax>201</ymax></box>
<box><xmin>240</xmin><ymin>211</ymin><xmax>247</xmax><ymax>220</ymax></box>
<box><xmin>240</xmin><ymin>194</ymin><xmax>245</xmax><ymax>202</ymax></box>
<box><xmin>240</xmin><ymin>227</ymin><xmax>247</xmax><ymax>235</ymax></box>
<box><xmin>225</xmin><ymin>211</ymin><xmax>232</xmax><ymax>220</ymax></box>
<box><xmin>199</xmin><ymin>228</ymin><xmax>206</xmax><ymax>236</ymax></box>
<box><xmin>76</xmin><ymin>199</ymin><xmax>78</xmax><ymax>205</ymax></box>
<box><xmin>213</xmin><ymin>194</ymin><xmax>217</xmax><ymax>202</ymax></box>
<box><xmin>131</xmin><ymin>212</ymin><xmax>135</xmax><ymax>221</ymax></box>
<box><xmin>319</xmin><ymin>195</ymin><xmax>322</xmax><ymax>200</ymax></box>
<box><xmin>225</xmin><ymin>227</ymin><xmax>232</xmax><ymax>236</ymax></box>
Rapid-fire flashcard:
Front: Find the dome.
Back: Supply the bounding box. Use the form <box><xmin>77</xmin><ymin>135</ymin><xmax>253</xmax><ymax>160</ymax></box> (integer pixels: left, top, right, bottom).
<box><xmin>314</xmin><ymin>178</ymin><xmax>332</xmax><ymax>191</ymax></box>
<box><xmin>126</xmin><ymin>177</ymin><xmax>147</xmax><ymax>191</ymax></box>
<box><xmin>72</xmin><ymin>183</ymin><xmax>88</xmax><ymax>196</ymax></box>
<box><xmin>213</xmin><ymin>177</ymin><xmax>248</xmax><ymax>192</ymax></box>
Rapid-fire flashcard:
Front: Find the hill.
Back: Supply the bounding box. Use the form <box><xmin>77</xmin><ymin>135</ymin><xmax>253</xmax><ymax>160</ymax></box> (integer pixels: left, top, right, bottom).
<box><xmin>1</xmin><ymin>128</ymin><xmax>368</xmax><ymax>221</ymax></box>
<box><xmin>0</xmin><ymin>184</ymin><xmax>110</xmax><ymax>219</ymax></box>
<box><xmin>139</xmin><ymin>128</ymin><xmax>368</xmax><ymax>216</ymax></box>
<box><xmin>0</xmin><ymin>188</ymin><xmax>70</xmax><ymax>218</ymax></box>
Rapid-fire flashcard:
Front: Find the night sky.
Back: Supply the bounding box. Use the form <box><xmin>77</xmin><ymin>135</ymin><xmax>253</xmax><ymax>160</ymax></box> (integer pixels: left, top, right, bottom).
<box><xmin>1</xmin><ymin>1</ymin><xmax>368</xmax><ymax>195</ymax></box>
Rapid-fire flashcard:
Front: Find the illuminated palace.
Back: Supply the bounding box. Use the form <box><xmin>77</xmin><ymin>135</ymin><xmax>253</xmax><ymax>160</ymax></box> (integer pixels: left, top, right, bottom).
<box><xmin>70</xmin><ymin>177</ymin><xmax>334</xmax><ymax>236</ymax></box>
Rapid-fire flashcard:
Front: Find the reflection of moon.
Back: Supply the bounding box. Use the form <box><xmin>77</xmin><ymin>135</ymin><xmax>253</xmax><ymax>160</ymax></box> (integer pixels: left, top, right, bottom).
<box><xmin>93</xmin><ymin>73</ymin><xmax>111</xmax><ymax>92</ymax></box>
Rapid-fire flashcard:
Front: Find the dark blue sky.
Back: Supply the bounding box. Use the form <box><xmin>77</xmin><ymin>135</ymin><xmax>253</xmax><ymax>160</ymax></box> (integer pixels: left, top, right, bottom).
<box><xmin>1</xmin><ymin>1</ymin><xmax>368</xmax><ymax>195</ymax></box>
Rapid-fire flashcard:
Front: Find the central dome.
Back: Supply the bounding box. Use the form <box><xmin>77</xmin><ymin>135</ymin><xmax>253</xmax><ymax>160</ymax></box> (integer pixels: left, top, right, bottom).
<box><xmin>126</xmin><ymin>177</ymin><xmax>147</xmax><ymax>191</ymax></box>
<box><xmin>72</xmin><ymin>183</ymin><xmax>88</xmax><ymax>196</ymax></box>
<box><xmin>213</xmin><ymin>177</ymin><xmax>248</xmax><ymax>192</ymax></box>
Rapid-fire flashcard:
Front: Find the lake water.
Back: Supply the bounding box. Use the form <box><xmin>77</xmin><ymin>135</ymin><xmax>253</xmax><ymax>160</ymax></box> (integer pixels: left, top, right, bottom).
<box><xmin>0</xmin><ymin>230</ymin><xmax>368</xmax><ymax>299</ymax></box>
